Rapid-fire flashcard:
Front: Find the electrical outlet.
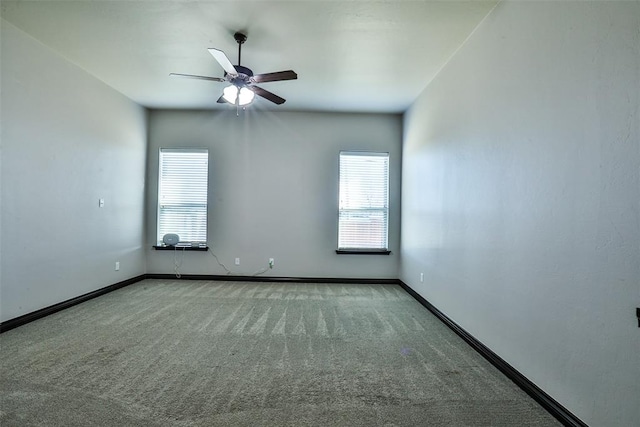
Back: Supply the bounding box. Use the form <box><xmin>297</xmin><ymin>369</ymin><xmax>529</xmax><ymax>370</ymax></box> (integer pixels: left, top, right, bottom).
<box><xmin>269</xmin><ymin>258</ymin><xmax>274</xmax><ymax>269</ymax></box>
<box><xmin>420</xmin><ymin>273</ymin><xmax>424</xmax><ymax>283</ymax></box>
<box><xmin>115</xmin><ymin>261</ymin><xmax>120</xmax><ymax>271</ymax></box>
<box><xmin>99</xmin><ymin>198</ymin><xmax>105</xmax><ymax>208</ymax></box>
<box><xmin>235</xmin><ymin>257</ymin><xmax>240</xmax><ymax>266</ymax></box>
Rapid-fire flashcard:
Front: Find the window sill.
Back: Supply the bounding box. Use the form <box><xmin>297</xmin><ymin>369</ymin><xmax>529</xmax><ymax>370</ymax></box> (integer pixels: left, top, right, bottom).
<box><xmin>153</xmin><ymin>244</ymin><xmax>209</xmax><ymax>251</ymax></box>
<box><xmin>336</xmin><ymin>249</ymin><xmax>391</xmax><ymax>255</ymax></box>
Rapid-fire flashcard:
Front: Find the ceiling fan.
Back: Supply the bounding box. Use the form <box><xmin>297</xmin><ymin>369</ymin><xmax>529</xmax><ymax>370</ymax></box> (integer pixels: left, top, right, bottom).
<box><xmin>170</xmin><ymin>32</ymin><xmax>297</xmax><ymax>106</ymax></box>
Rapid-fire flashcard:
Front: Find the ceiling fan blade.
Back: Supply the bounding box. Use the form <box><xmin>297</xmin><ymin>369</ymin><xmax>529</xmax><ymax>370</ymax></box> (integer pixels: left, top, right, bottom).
<box><xmin>251</xmin><ymin>86</ymin><xmax>286</xmax><ymax>105</ymax></box>
<box><xmin>208</xmin><ymin>48</ymin><xmax>237</xmax><ymax>75</ymax></box>
<box><xmin>250</xmin><ymin>70</ymin><xmax>297</xmax><ymax>84</ymax></box>
<box><xmin>170</xmin><ymin>73</ymin><xmax>225</xmax><ymax>82</ymax></box>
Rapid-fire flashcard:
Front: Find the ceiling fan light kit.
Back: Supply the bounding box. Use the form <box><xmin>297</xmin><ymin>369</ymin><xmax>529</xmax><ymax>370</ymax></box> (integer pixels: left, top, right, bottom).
<box><xmin>171</xmin><ymin>32</ymin><xmax>297</xmax><ymax>109</ymax></box>
<box><xmin>223</xmin><ymin>85</ymin><xmax>255</xmax><ymax>106</ymax></box>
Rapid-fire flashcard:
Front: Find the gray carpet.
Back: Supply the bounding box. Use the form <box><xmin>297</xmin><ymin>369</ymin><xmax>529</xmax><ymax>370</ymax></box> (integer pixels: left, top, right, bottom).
<box><xmin>0</xmin><ymin>280</ymin><xmax>560</xmax><ymax>426</ymax></box>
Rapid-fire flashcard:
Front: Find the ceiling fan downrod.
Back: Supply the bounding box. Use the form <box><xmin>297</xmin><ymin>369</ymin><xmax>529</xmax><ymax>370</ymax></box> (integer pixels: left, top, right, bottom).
<box><xmin>234</xmin><ymin>32</ymin><xmax>247</xmax><ymax>66</ymax></box>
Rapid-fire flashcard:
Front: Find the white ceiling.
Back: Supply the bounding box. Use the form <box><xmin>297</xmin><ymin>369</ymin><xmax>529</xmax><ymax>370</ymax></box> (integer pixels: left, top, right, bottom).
<box><xmin>1</xmin><ymin>0</ymin><xmax>497</xmax><ymax>113</ymax></box>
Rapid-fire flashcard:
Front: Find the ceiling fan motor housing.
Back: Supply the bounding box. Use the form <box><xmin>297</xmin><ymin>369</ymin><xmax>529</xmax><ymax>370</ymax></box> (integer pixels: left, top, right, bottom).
<box><xmin>226</xmin><ymin>65</ymin><xmax>254</xmax><ymax>87</ymax></box>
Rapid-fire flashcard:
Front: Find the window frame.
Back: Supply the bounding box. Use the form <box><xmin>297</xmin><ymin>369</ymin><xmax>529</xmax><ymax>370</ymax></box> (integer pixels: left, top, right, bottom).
<box><xmin>337</xmin><ymin>151</ymin><xmax>390</xmax><ymax>254</ymax></box>
<box><xmin>156</xmin><ymin>148</ymin><xmax>209</xmax><ymax>247</ymax></box>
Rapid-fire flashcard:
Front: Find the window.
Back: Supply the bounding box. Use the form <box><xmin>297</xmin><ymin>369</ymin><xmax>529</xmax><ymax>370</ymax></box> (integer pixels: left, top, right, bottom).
<box><xmin>338</xmin><ymin>151</ymin><xmax>389</xmax><ymax>252</ymax></box>
<box><xmin>157</xmin><ymin>148</ymin><xmax>208</xmax><ymax>245</ymax></box>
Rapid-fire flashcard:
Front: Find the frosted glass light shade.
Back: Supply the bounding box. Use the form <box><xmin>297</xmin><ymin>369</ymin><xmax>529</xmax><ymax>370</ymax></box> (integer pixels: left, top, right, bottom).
<box><xmin>222</xmin><ymin>85</ymin><xmax>255</xmax><ymax>106</ymax></box>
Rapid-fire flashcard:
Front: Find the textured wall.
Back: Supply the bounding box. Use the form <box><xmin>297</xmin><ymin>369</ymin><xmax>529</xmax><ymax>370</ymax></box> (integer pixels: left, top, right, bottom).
<box><xmin>400</xmin><ymin>2</ymin><xmax>639</xmax><ymax>426</ymax></box>
<box><xmin>146</xmin><ymin>109</ymin><xmax>402</xmax><ymax>279</ymax></box>
<box><xmin>0</xmin><ymin>20</ymin><xmax>147</xmax><ymax>322</ymax></box>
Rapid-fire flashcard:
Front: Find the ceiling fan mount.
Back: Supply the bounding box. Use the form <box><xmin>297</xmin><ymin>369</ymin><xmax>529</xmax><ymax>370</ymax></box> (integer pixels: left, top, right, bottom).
<box><xmin>234</xmin><ymin>32</ymin><xmax>247</xmax><ymax>45</ymax></box>
<box><xmin>170</xmin><ymin>31</ymin><xmax>297</xmax><ymax>106</ymax></box>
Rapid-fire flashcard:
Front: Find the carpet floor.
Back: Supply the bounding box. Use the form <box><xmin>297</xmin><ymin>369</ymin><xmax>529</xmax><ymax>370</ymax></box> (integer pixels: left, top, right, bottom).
<box><xmin>0</xmin><ymin>280</ymin><xmax>560</xmax><ymax>426</ymax></box>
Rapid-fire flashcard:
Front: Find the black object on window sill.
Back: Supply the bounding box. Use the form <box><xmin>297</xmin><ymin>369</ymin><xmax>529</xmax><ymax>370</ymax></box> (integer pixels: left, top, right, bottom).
<box><xmin>153</xmin><ymin>243</ymin><xmax>208</xmax><ymax>251</ymax></box>
<box><xmin>336</xmin><ymin>249</ymin><xmax>391</xmax><ymax>255</ymax></box>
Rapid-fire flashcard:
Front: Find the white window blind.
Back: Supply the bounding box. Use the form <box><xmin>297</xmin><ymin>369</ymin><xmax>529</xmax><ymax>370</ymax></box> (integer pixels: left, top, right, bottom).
<box><xmin>338</xmin><ymin>151</ymin><xmax>389</xmax><ymax>251</ymax></box>
<box><xmin>157</xmin><ymin>149</ymin><xmax>208</xmax><ymax>245</ymax></box>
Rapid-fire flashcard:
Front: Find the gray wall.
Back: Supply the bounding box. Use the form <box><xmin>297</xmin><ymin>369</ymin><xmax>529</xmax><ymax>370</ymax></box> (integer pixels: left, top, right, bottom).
<box><xmin>146</xmin><ymin>109</ymin><xmax>401</xmax><ymax>278</ymax></box>
<box><xmin>0</xmin><ymin>20</ymin><xmax>147</xmax><ymax>322</ymax></box>
<box><xmin>400</xmin><ymin>2</ymin><xmax>640</xmax><ymax>425</ymax></box>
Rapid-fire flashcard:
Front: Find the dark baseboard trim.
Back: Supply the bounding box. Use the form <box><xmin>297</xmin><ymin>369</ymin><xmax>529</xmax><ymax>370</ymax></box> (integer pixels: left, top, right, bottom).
<box><xmin>145</xmin><ymin>273</ymin><xmax>398</xmax><ymax>285</ymax></box>
<box><xmin>0</xmin><ymin>275</ymin><xmax>146</xmax><ymax>334</ymax></box>
<box><xmin>398</xmin><ymin>280</ymin><xmax>588</xmax><ymax>427</ymax></box>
